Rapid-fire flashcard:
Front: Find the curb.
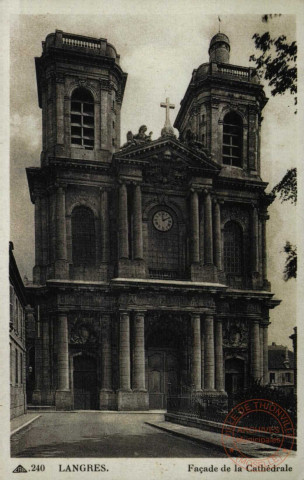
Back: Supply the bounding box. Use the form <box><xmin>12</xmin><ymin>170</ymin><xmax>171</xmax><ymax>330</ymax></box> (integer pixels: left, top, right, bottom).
<box><xmin>145</xmin><ymin>421</ymin><xmax>226</xmax><ymax>455</ymax></box>
<box><xmin>11</xmin><ymin>415</ymin><xmax>41</xmax><ymax>437</ymax></box>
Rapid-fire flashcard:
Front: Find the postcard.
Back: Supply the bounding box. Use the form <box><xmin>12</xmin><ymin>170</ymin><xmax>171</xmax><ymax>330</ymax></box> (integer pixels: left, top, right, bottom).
<box><xmin>1</xmin><ymin>1</ymin><xmax>302</xmax><ymax>479</ymax></box>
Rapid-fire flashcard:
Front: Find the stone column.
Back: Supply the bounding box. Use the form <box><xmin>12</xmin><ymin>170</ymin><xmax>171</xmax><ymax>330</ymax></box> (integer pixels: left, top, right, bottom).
<box><xmin>118</xmin><ymin>183</ymin><xmax>129</xmax><ymax>259</ymax></box>
<box><xmin>34</xmin><ymin>195</ymin><xmax>42</xmax><ymax>263</ymax></box>
<box><xmin>204</xmin><ymin>315</ymin><xmax>215</xmax><ymax>390</ymax></box>
<box><xmin>42</xmin><ymin>317</ymin><xmax>50</xmax><ymax>395</ymax></box>
<box><xmin>100</xmin><ymin>189</ymin><xmax>110</xmax><ymax>263</ymax></box>
<box><xmin>191</xmin><ymin>314</ymin><xmax>201</xmax><ymax>391</ymax></box>
<box><xmin>262</xmin><ymin>324</ymin><xmax>269</xmax><ymax>385</ymax></box>
<box><xmin>215</xmin><ymin>318</ymin><xmax>224</xmax><ymax>392</ymax></box>
<box><xmin>204</xmin><ymin>191</ymin><xmax>213</xmax><ymax>264</ymax></box>
<box><xmin>133</xmin><ymin>185</ymin><xmax>143</xmax><ymax>260</ymax></box>
<box><xmin>41</xmin><ymin>196</ymin><xmax>48</xmax><ymax>266</ymax></box>
<box><xmin>201</xmin><ymin>327</ymin><xmax>205</xmax><ymax>390</ymax></box>
<box><xmin>251</xmin><ymin>320</ymin><xmax>260</xmax><ymax>381</ymax></box>
<box><xmin>251</xmin><ymin>206</ymin><xmax>259</xmax><ymax>273</ymax></box>
<box><xmin>34</xmin><ymin>194</ymin><xmax>42</xmax><ymax>283</ymax></box>
<box><xmin>199</xmin><ymin>200</ymin><xmax>205</xmax><ymax>264</ymax></box>
<box><xmin>56</xmin><ymin>80</ymin><xmax>65</xmax><ymax>145</ymax></box>
<box><xmin>119</xmin><ymin>312</ymin><xmax>131</xmax><ymax>391</ymax></box>
<box><xmin>133</xmin><ymin>312</ymin><xmax>146</xmax><ymax>391</ymax></box>
<box><xmin>259</xmin><ymin>325</ymin><xmax>264</xmax><ymax>380</ymax></box>
<box><xmin>101</xmin><ymin>314</ymin><xmax>112</xmax><ymax>391</ymax></box>
<box><xmin>213</xmin><ymin>200</ymin><xmax>222</xmax><ymax>269</ymax></box>
<box><xmin>55</xmin><ymin>313</ymin><xmax>72</xmax><ymax>410</ymax></box>
<box><xmin>261</xmin><ymin>214</ymin><xmax>268</xmax><ymax>282</ymax></box>
<box><xmin>57</xmin><ymin>313</ymin><xmax>69</xmax><ymax>391</ymax></box>
<box><xmin>190</xmin><ymin>190</ymin><xmax>200</xmax><ymax>263</ymax></box>
<box><xmin>55</xmin><ymin>185</ymin><xmax>67</xmax><ymax>277</ymax></box>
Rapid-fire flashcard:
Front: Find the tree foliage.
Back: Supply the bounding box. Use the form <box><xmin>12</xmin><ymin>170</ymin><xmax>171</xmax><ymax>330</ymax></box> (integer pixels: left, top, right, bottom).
<box><xmin>250</xmin><ymin>17</ymin><xmax>297</xmax><ymax>281</ymax></box>
<box><xmin>271</xmin><ymin>169</ymin><xmax>297</xmax><ymax>281</ymax></box>
<box><xmin>271</xmin><ymin>167</ymin><xmax>297</xmax><ymax>204</ymax></box>
<box><xmin>283</xmin><ymin>241</ymin><xmax>297</xmax><ymax>281</ymax></box>
<box><xmin>250</xmin><ymin>28</ymin><xmax>297</xmax><ymax>106</ymax></box>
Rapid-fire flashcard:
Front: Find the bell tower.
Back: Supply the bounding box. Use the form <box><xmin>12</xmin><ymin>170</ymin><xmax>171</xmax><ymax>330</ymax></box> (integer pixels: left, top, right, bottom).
<box><xmin>174</xmin><ymin>32</ymin><xmax>267</xmax><ymax>178</ymax></box>
<box><xmin>27</xmin><ymin>31</ymin><xmax>127</xmax><ymax>284</ymax></box>
<box><xmin>35</xmin><ymin>30</ymin><xmax>127</xmax><ymax>165</ymax></box>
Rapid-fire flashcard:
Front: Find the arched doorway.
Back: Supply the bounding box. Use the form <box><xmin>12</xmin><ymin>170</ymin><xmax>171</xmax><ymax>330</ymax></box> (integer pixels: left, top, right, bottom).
<box><xmin>225</xmin><ymin>357</ymin><xmax>245</xmax><ymax>396</ymax></box>
<box><xmin>73</xmin><ymin>353</ymin><xmax>97</xmax><ymax>410</ymax></box>
<box><xmin>145</xmin><ymin>317</ymin><xmax>184</xmax><ymax>409</ymax></box>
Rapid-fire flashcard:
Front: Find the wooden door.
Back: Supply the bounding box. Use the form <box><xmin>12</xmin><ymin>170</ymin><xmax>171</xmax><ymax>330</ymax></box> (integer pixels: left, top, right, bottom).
<box><xmin>73</xmin><ymin>355</ymin><xmax>97</xmax><ymax>410</ymax></box>
<box><xmin>147</xmin><ymin>350</ymin><xmax>179</xmax><ymax>409</ymax></box>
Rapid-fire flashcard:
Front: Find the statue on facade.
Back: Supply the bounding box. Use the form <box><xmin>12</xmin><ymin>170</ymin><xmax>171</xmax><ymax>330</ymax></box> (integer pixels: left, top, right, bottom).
<box><xmin>120</xmin><ymin>125</ymin><xmax>153</xmax><ymax>149</ymax></box>
<box><xmin>180</xmin><ymin>128</ymin><xmax>207</xmax><ymax>153</ymax></box>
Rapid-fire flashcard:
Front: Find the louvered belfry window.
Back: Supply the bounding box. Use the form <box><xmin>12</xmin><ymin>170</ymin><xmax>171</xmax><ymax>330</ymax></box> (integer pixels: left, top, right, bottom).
<box><xmin>222</xmin><ymin>112</ymin><xmax>242</xmax><ymax>167</ymax></box>
<box><xmin>223</xmin><ymin>221</ymin><xmax>243</xmax><ymax>275</ymax></box>
<box><xmin>72</xmin><ymin>206</ymin><xmax>96</xmax><ymax>266</ymax></box>
<box><xmin>71</xmin><ymin>88</ymin><xmax>94</xmax><ymax>150</ymax></box>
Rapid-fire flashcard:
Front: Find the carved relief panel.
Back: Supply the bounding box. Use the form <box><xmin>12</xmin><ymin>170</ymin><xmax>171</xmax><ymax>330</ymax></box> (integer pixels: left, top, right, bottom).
<box><xmin>223</xmin><ymin>318</ymin><xmax>249</xmax><ymax>348</ymax></box>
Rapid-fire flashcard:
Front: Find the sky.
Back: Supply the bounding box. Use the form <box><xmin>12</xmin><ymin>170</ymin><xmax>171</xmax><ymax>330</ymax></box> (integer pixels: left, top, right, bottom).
<box><xmin>8</xmin><ymin>8</ymin><xmax>298</xmax><ymax>348</ymax></box>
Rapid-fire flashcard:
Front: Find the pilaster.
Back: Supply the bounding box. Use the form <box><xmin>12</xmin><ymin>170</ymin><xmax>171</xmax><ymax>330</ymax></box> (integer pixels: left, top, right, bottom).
<box><xmin>204</xmin><ymin>314</ymin><xmax>215</xmax><ymax>391</ymax></box>
<box><xmin>55</xmin><ymin>185</ymin><xmax>68</xmax><ymax>279</ymax></box>
<box><xmin>251</xmin><ymin>319</ymin><xmax>260</xmax><ymax>381</ymax></box>
<box><xmin>55</xmin><ymin>312</ymin><xmax>72</xmax><ymax>410</ymax></box>
<box><xmin>191</xmin><ymin>313</ymin><xmax>202</xmax><ymax>391</ymax></box>
<box><xmin>215</xmin><ymin>318</ymin><xmax>225</xmax><ymax>392</ymax></box>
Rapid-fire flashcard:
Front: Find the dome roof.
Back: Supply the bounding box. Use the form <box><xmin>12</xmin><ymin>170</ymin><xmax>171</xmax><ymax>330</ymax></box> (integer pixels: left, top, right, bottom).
<box><xmin>209</xmin><ymin>33</ymin><xmax>230</xmax><ymax>53</ymax></box>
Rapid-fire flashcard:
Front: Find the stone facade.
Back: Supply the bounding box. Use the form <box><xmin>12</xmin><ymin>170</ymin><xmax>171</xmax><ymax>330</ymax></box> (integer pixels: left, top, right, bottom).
<box><xmin>26</xmin><ymin>30</ymin><xmax>280</xmax><ymax>411</ymax></box>
<box><xmin>9</xmin><ymin>243</ymin><xmax>27</xmax><ymax>418</ymax></box>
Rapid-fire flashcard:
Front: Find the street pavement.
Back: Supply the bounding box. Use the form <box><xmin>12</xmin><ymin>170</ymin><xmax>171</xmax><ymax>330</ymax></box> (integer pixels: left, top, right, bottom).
<box><xmin>11</xmin><ymin>412</ymin><xmax>225</xmax><ymax>458</ymax></box>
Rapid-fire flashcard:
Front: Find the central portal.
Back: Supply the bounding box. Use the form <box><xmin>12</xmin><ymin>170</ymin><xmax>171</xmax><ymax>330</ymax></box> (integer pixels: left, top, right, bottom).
<box><xmin>73</xmin><ymin>354</ymin><xmax>97</xmax><ymax>410</ymax></box>
<box><xmin>145</xmin><ymin>314</ymin><xmax>186</xmax><ymax>409</ymax></box>
<box><xmin>147</xmin><ymin>349</ymin><xmax>179</xmax><ymax>409</ymax></box>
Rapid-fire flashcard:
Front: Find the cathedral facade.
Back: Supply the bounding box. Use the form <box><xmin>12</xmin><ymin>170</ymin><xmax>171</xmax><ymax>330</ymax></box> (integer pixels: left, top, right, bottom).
<box><xmin>26</xmin><ymin>30</ymin><xmax>279</xmax><ymax>410</ymax></box>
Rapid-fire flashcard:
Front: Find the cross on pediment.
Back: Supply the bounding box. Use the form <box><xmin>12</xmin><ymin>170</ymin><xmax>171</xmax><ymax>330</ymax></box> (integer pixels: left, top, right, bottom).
<box><xmin>160</xmin><ymin>97</ymin><xmax>175</xmax><ymax>124</ymax></box>
<box><xmin>160</xmin><ymin>97</ymin><xmax>175</xmax><ymax>137</ymax></box>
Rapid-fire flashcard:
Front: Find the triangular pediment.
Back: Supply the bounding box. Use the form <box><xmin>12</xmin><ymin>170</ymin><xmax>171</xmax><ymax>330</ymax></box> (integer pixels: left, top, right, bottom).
<box><xmin>114</xmin><ymin>136</ymin><xmax>220</xmax><ymax>175</ymax></box>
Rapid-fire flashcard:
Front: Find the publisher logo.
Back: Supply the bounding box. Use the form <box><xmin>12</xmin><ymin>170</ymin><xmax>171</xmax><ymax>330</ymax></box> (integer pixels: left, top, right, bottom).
<box><xmin>13</xmin><ymin>465</ymin><xmax>27</xmax><ymax>473</ymax></box>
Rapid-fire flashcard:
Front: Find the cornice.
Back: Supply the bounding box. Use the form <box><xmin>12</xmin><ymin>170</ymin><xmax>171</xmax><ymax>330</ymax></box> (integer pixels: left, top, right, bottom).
<box><xmin>215</xmin><ymin>176</ymin><xmax>268</xmax><ymax>192</ymax></box>
<box><xmin>115</xmin><ymin>137</ymin><xmax>220</xmax><ymax>173</ymax></box>
<box><xmin>174</xmin><ymin>73</ymin><xmax>267</xmax><ymax>130</ymax></box>
<box><xmin>48</xmin><ymin>157</ymin><xmax>112</xmax><ymax>173</ymax></box>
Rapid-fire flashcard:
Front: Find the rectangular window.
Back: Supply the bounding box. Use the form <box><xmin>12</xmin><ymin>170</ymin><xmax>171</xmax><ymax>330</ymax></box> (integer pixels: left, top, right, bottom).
<box><xmin>270</xmin><ymin>372</ymin><xmax>275</xmax><ymax>383</ymax></box>
<box><xmin>71</xmin><ymin>89</ymin><xmax>94</xmax><ymax>150</ymax></box>
<box><xmin>285</xmin><ymin>372</ymin><xmax>292</xmax><ymax>383</ymax></box>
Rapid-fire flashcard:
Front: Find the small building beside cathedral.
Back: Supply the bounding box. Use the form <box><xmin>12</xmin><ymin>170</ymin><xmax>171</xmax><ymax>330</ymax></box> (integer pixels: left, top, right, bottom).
<box><xmin>26</xmin><ymin>30</ymin><xmax>280</xmax><ymax>411</ymax></box>
<box><xmin>9</xmin><ymin>242</ymin><xmax>28</xmax><ymax>418</ymax></box>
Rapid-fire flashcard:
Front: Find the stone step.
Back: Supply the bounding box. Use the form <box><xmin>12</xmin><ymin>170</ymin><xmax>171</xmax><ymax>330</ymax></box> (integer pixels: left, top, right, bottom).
<box><xmin>27</xmin><ymin>405</ymin><xmax>56</xmax><ymax>411</ymax></box>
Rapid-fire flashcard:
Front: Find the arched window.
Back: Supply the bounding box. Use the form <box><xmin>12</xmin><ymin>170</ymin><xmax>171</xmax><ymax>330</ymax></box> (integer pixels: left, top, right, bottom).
<box><xmin>223</xmin><ymin>221</ymin><xmax>243</xmax><ymax>275</ymax></box>
<box><xmin>71</xmin><ymin>88</ymin><xmax>94</xmax><ymax>150</ymax></box>
<box><xmin>72</xmin><ymin>206</ymin><xmax>96</xmax><ymax>266</ymax></box>
<box><xmin>222</xmin><ymin>112</ymin><xmax>242</xmax><ymax>167</ymax></box>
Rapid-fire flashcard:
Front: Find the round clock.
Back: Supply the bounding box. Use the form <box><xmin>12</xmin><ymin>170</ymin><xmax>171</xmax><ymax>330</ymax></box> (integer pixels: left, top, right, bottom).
<box><xmin>153</xmin><ymin>210</ymin><xmax>173</xmax><ymax>232</ymax></box>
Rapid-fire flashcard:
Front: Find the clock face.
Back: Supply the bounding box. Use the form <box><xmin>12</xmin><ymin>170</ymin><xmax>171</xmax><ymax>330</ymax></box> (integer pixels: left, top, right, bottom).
<box><xmin>153</xmin><ymin>210</ymin><xmax>173</xmax><ymax>232</ymax></box>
